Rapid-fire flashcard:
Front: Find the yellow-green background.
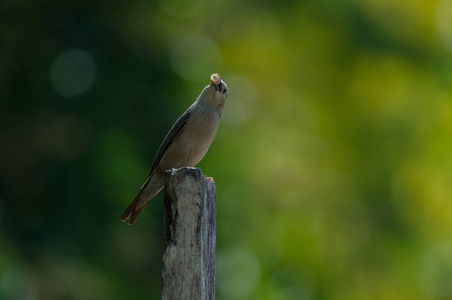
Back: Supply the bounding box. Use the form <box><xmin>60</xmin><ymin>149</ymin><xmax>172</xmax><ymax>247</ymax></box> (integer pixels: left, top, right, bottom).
<box><xmin>2</xmin><ymin>0</ymin><xmax>452</xmax><ymax>299</ymax></box>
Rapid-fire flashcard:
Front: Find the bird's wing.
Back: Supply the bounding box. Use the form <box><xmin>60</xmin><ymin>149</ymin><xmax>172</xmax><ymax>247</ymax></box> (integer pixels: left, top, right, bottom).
<box><xmin>149</xmin><ymin>110</ymin><xmax>191</xmax><ymax>174</ymax></box>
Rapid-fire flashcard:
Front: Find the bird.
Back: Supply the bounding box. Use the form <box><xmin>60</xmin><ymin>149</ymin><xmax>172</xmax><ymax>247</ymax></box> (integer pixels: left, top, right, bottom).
<box><xmin>121</xmin><ymin>73</ymin><xmax>228</xmax><ymax>225</ymax></box>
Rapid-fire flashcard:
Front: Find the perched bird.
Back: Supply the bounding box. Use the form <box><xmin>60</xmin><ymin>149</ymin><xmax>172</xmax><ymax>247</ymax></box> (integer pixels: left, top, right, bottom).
<box><xmin>121</xmin><ymin>73</ymin><xmax>228</xmax><ymax>225</ymax></box>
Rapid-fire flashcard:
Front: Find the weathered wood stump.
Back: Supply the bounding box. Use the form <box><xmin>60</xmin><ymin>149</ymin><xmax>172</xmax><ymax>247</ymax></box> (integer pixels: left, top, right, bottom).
<box><xmin>162</xmin><ymin>167</ymin><xmax>216</xmax><ymax>300</ymax></box>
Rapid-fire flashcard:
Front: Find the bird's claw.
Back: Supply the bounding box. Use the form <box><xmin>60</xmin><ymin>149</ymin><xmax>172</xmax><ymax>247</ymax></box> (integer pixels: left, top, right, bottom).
<box><xmin>204</xmin><ymin>175</ymin><xmax>214</xmax><ymax>181</ymax></box>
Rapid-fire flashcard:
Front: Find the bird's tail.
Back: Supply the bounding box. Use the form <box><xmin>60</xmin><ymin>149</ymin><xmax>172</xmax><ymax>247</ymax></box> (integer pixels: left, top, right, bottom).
<box><xmin>121</xmin><ymin>176</ymin><xmax>164</xmax><ymax>225</ymax></box>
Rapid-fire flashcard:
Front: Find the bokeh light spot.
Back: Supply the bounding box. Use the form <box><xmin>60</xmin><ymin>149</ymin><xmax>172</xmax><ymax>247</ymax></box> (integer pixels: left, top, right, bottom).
<box><xmin>170</xmin><ymin>34</ymin><xmax>221</xmax><ymax>81</ymax></box>
<box><xmin>419</xmin><ymin>241</ymin><xmax>452</xmax><ymax>298</ymax></box>
<box><xmin>222</xmin><ymin>75</ymin><xmax>259</xmax><ymax>124</ymax></box>
<box><xmin>1</xmin><ymin>267</ymin><xmax>37</xmax><ymax>300</ymax></box>
<box><xmin>50</xmin><ymin>49</ymin><xmax>96</xmax><ymax>97</ymax></box>
<box><xmin>436</xmin><ymin>0</ymin><xmax>452</xmax><ymax>54</ymax></box>
<box><xmin>217</xmin><ymin>247</ymin><xmax>261</xmax><ymax>299</ymax></box>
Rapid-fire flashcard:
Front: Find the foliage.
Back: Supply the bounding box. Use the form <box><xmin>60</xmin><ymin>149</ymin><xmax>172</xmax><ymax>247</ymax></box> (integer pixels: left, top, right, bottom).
<box><xmin>1</xmin><ymin>0</ymin><xmax>452</xmax><ymax>299</ymax></box>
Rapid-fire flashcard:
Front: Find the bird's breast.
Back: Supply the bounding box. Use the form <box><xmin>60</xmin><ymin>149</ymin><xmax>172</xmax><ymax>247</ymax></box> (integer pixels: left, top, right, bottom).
<box><xmin>182</xmin><ymin>117</ymin><xmax>219</xmax><ymax>165</ymax></box>
<box><xmin>159</xmin><ymin>115</ymin><xmax>220</xmax><ymax>170</ymax></box>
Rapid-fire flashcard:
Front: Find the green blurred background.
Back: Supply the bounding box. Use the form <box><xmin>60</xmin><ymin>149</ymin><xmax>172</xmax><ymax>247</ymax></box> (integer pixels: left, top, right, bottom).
<box><xmin>2</xmin><ymin>0</ymin><xmax>452</xmax><ymax>299</ymax></box>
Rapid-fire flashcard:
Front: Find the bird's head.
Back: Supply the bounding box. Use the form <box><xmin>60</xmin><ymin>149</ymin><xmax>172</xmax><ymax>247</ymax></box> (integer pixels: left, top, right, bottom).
<box><xmin>200</xmin><ymin>73</ymin><xmax>228</xmax><ymax>104</ymax></box>
<box><xmin>210</xmin><ymin>73</ymin><xmax>228</xmax><ymax>96</ymax></box>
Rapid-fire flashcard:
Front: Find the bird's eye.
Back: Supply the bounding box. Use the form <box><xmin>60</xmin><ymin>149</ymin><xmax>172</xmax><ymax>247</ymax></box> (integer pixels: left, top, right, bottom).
<box><xmin>222</xmin><ymin>89</ymin><xmax>227</xmax><ymax>94</ymax></box>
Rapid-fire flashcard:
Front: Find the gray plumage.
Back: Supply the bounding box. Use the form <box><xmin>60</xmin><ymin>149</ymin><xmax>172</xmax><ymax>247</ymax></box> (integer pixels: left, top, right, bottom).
<box><xmin>121</xmin><ymin>73</ymin><xmax>228</xmax><ymax>225</ymax></box>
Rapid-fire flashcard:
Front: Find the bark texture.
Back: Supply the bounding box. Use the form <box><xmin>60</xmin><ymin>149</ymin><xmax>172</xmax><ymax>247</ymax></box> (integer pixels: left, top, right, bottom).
<box><xmin>162</xmin><ymin>167</ymin><xmax>216</xmax><ymax>300</ymax></box>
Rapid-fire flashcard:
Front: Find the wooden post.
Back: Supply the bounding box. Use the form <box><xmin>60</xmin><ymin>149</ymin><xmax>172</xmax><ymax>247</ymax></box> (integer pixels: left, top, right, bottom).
<box><xmin>162</xmin><ymin>167</ymin><xmax>216</xmax><ymax>300</ymax></box>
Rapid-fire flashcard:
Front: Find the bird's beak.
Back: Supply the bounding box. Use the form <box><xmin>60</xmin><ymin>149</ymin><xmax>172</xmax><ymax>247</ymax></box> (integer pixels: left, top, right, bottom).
<box><xmin>210</xmin><ymin>73</ymin><xmax>221</xmax><ymax>92</ymax></box>
<box><xmin>212</xmin><ymin>82</ymin><xmax>221</xmax><ymax>92</ymax></box>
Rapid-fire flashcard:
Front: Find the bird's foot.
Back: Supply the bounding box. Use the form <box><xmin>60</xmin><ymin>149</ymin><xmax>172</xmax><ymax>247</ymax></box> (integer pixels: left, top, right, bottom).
<box><xmin>204</xmin><ymin>175</ymin><xmax>214</xmax><ymax>181</ymax></box>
